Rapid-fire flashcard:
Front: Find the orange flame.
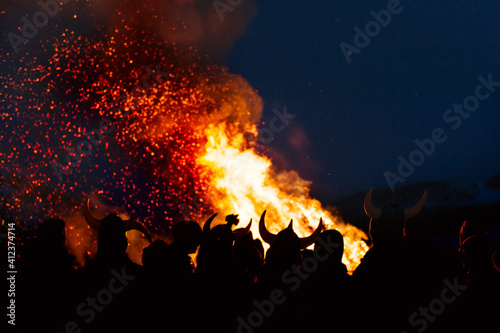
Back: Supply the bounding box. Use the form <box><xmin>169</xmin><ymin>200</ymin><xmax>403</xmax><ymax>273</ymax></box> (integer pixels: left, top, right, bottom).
<box><xmin>198</xmin><ymin>123</ymin><xmax>369</xmax><ymax>273</ymax></box>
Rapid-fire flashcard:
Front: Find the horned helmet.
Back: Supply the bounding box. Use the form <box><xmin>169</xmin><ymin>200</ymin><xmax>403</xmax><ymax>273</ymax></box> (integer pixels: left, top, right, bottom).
<box><xmin>83</xmin><ymin>198</ymin><xmax>152</xmax><ymax>254</ymax></box>
<box><xmin>202</xmin><ymin>213</ymin><xmax>253</xmax><ymax>243</ymax></box>
<box><xmin>259</xmin><ymin>210</ymin><xmax>323</xmax><ymax>266</ymax></box>
<box><xmin>364</xmin><ymin>188</ymin><xmax>427</xmax><ymax>246</ymax></box>
<box><xmin>258</xmin><ymin>210</ymin><xmax>323</xmax><ymax>249</ymax></box>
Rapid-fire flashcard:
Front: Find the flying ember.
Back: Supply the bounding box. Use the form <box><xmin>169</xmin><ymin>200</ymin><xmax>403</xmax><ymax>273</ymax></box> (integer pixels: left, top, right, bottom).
<box><xmin>0</xmin><ymin>27</ymin><xmax>368</xmax><ymax>271</ymax></box>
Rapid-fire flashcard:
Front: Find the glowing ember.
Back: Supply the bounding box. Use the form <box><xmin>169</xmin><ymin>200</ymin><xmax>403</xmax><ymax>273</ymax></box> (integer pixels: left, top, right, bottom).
<box><xmin>0</xmin><ymin>26</ymin><xmax>368</xmax><ymax>271</ymax></box>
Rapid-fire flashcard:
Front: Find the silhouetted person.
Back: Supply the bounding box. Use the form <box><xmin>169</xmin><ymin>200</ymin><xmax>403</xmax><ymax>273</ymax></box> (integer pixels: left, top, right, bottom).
<box><xmin>254</xmin><ymin>212</ymin><xmax>322</xmax><ymax>333</ymax></box>
<box><xmin>196</xmin><ymin>214</ymin><xmax>252</xmax><ymax>332</ymax></box>
<box><xmin>458</xmin><ymin>220</ymin><xmax>497</xmax><ymax>286</ymax></box>
<box><xmin>140</xmin><ymin>239</ymin><xmax>176</xmax><ymax>331</ymax></box>
<box><xmin>18</xmin><ymin>219</ymin><xmax>76</xmax><ymax>332</ymax></box>
<box><xmin>170</xmin><ymin>220</ymin><xmax>203</xmax><ymax>278</ymax></box>
<box><xmin>294</xmin><ymin>230</ymin><xmax>352</xmax><ymax>332</ymax></box>
<box><xmin>140</xmin><ymin>221</ymin><xmax>203</xmax><ymax>331</ymax></box>
<box><xmin>234</xmin><ymin>229</ymin><xmax>264</xmax><ymax>284</ymax></box>
<box><xmin>449</xmin><ymin>220</ymin><xmax>500</xmax><ymax>332</ymax></box>
<box><xmin>353</xmin><ymin>189</ymin><xmax>427</xmax><ymax>332</ymax></box>
<box><xmin>313</xmin><ymin>230</ymin><xmax>347</xmax><ymax>278</ymax></box>
<box><xmin>257</xmin><ymin>212</ymin><xmax>322</xmax><ymax>286</ymax></box>
<box><xmin>260</xmin><ymin>222</ymin><xmax>302</xmax><ymax>278</ymax></box>
<box><xmin>142</xmin><ymin>238</ymin><xmax>170</xmax><ymax>279</ymax></box>
<box><xmin>77</xmin><ymin>201</ymin><xmax>151</xmax><ymax>333</ymax></box>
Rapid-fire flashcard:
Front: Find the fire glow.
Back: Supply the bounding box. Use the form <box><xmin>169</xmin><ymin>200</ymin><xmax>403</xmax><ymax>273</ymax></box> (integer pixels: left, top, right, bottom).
<box><xmin>199</xmin><ymin>124</ymin><xmax>369</xmax><ymax>272</ymax></box>
<box><xmin>0</xmin><ymin>26</ymin><xmax>368</xmax><ymax>272</ymax></box>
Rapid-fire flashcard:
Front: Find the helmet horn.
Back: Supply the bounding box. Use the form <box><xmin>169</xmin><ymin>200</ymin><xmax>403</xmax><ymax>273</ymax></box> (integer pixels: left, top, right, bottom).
<box><xmin>404</xmin><ymin>190</ymin><xmax>428</xmax><ymax>220</ymax></box>
<box><xmin>299</xmin><ymin>218</ymin><xmax>324</xmax><ymax>249</ymax></box>
<box><xmin>234</xmin><ymin>219</ymin><xmax>252</xmax><ymax>240</ymax></box>
<box><xmin>258</xmin><ymin>211</ymin><xmax>277</xmax><ymax>245</ymax></box>
<box><xmin>364</xmin><ymin>188</ymin><xmax>382</xmax><ymax>220</ymax></box>
<box><xmin>84</xmin><ymin>198</ymin><xmax>103</xmax><ymax>230</ymax></box>
<box><xmin>123</xmin><ymin>220</ymin><xmax>152</xmax><ymax>242</ymax></box>
<box><xmin>203</xmin><ymin>213</ymin><xmax>218</xmax><ymax>233</ymax></box>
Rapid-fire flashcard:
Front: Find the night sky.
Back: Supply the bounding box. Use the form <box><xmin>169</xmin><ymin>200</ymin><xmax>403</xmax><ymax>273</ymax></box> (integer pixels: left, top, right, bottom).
<box><xmin>226</xmin><ymin>0</ymin><xmax>500</xmax><ymax>201</ymax></box>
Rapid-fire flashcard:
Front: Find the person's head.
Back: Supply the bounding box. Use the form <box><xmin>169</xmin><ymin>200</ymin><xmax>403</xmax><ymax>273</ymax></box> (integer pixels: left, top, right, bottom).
<box><xmin>84</xmin><ymin>198</ymin><xmax>152</xmax><ymax>258</ymax></box>
<box><xmin>200</xmin><ymin>214</ymin><xmax>252</xmax><ymax>255</ymax></box>
<box><xmin>259</xmin><ymin>211</ymin><xmax>323</xmax><ymax>266</ymax></box>
<box><xmin>459</xmin><ymin>220</ymin><xmax>495</xmax><ymax>272</ymax></box>
<box><xmin>314</xmin><ymin>229</ymin><xmax>344</xmax><ymax>263</ymax></box>
<box><xmin>364</xmin><ymin>188</ymin><xmax>427</xmax><ymax>247</ymax></box>
<box><xmin>142</xmin><ymin>239</ymin><xmax>169</xmax><ymax>268</ymax></box>
<box><xmin>234</xmin><ymin>230</ymin><xmax>264</xmax><ymax>271</ymax></box>
<box><xmin>173</xmin><ymin>221</ymin><xmax>202</xmax><ymax>254</ymax></box>
<box><xmin>265</xmin><ymin>223</ymin><xmax>302</xmax><ymax>266</ymax></box>
<box><xmin>97</xmin><ymin>214</ymin><xmax>128</xmax><ymax>256</ymax></box>
<box><xmin>459</xmin><ymin>219</ymin><xmax>486</xmax><ymax>245</ymax></box>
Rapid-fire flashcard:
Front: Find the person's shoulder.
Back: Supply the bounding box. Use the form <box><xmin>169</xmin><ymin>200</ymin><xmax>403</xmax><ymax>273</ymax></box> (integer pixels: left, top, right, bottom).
<box><xmin>125</xmin><ymin>258</ymin><xmax>144</xmax><ymax>275</ymax></box>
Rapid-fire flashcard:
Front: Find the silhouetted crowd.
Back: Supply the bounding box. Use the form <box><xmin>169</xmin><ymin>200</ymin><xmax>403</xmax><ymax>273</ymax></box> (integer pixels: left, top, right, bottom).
<box><xmin>8</xmin><ymin>193</ymin><xmax>500</xmax><ymax>333</ymax></box>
